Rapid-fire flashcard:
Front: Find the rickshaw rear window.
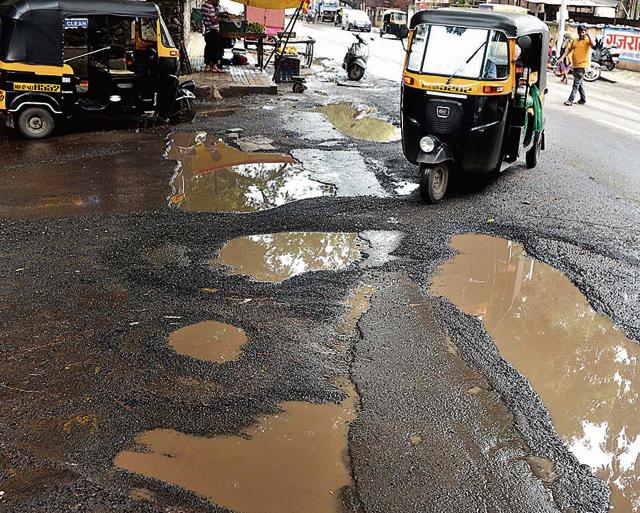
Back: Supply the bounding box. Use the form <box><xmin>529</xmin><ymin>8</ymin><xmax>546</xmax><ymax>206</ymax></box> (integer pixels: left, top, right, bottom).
<box><xmin>408</xmin><ymin>24</ymin><xmax>509</xmax><ymax>80</ymax></box>
<box><xmin>159</xmin><ymin>17</ymin><xmax>175</xmax><ymax>47</ymax></box>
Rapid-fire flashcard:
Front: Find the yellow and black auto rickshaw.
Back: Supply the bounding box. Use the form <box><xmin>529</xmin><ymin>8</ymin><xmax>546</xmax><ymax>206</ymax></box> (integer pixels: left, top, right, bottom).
<box><xmin>0</xmin><ymin>0</ymin><xmax>196</xmax><ymax>138</ymax></box>
<box><xmin>401</xmin><ymin>9</ymin><xmax>549</xmax><ymax>202</ymax></box>
<box><xmin>380</xmin><ymin>9</ymin><xmax>408</xmax><ymax>39</ymax></box>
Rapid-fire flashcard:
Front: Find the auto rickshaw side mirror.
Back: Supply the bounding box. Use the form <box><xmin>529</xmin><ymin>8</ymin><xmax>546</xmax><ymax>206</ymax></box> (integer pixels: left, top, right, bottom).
<box><xmin>517</xmin><ymin>35</ymin><xmax>532</xmax><ymax>50</ymax></box>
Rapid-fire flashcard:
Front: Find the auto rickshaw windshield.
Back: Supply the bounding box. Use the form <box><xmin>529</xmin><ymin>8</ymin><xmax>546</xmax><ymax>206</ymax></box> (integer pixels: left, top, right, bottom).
<box><xmin>408</xmin><ymin>24</ymin><xmax>509</xmax><ymax>80</ymax></box>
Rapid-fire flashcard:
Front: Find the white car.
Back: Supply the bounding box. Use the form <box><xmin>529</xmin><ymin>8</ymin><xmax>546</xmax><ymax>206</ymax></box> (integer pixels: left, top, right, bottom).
<box><xmin>341</xmin><ymin>9</ymin><xmax>371</xmax><ymax>32</ymax></box>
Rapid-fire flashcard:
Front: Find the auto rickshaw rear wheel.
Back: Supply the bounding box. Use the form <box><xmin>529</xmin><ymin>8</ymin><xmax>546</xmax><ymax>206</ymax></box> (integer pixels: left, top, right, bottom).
<box><xmin>17</xmin><ymin>107</ymin><xmax>55</xmax><ymax>139</ymax></box>
<box><xmin>419</xmin><ymin>163</ymin><xmax>449</xmax><ymax>204</ymax></box>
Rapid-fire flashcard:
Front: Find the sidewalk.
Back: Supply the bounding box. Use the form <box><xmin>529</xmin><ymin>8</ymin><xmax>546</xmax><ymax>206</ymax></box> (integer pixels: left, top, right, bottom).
<box><xmin>185</xmin><ymin>32</ymin><xmax>277</xmax><ymax>97</ymax></box>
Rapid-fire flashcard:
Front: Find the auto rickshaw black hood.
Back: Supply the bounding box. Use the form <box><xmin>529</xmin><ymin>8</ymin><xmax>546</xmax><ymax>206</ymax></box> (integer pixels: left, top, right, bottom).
<box><xmin>0</xmin><ymin>0</ymin><xmax>158</xmax><ymax>20</ymax></box>
<box><xmin>0</xmin><ymin>0</ymin><xmax>159</xmax><ymax>66</ymax></box>
<box><xmin>409</xmin><ymin>8</ymin><xmax>548</xmax><ymax>38</ymax></box>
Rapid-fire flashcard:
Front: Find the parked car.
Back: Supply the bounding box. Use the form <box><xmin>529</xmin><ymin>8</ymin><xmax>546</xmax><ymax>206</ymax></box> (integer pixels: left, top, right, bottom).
<box><xmin>342</xmin><ymin>9</ymin><xmax>372</xmax><ymax>32</ymax></box>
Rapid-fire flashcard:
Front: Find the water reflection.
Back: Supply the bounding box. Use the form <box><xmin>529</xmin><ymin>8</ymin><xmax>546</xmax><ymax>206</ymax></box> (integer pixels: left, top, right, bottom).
<box><xmin>169</xmin><ymin>321</ymin><xmax>247</xmax><ymax>363</ymax></box>
<box><xmin>166</xmin><ymin>133</ymin><xmax>335</xmax><ymax>212</ymax></box>
<box><xmin>313</xmin><ymin>103</ymin><xmax>401</xmax><ymax>143</ymax></box>
<box><xmin>431</xmin><ymin>233</ymin><xmax>640</xmax><ymax>512</ymax></box>
<box><xmin>115</xmin><ymin>380</ymin><xmax>357</xmax><ymax>513</ymax></box>
<box><xmin>210</xmin><ymin>232</ymin><xmax>364</xmax><ymax>283</ymax></box>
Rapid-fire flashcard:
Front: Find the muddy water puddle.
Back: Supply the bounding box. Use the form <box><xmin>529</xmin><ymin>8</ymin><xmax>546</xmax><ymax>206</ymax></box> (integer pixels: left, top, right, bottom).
<box><xmin>169</xmin><ymin>321</ymin><xmax>247</xmax><ymax>363</ymax></box>
<box><xmin>166</xmin><ymin>132</ymin><xmax>334</xmax><ymax>212</ymax></box>
<box><xmin>115</xmin><ymin>380</ymin><xmax>356</xmax><ymax>513</ymax></box>
<box><xmin>431</xmin><ymin>233</ymin><xmax>640</xmax><ymax>511</ymax></box>
<box><xmin>313</xmin><ymin>103</ymin><xmax>400</xmax><ymax>142</ymax></box>
<box><xmin>210</xmin><ymin>232</ymin><xmax>365</xmax><ymax>283</ymax></box>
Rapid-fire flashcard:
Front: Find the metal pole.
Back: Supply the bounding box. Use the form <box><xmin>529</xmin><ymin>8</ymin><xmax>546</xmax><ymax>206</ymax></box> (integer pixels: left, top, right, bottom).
<box><xmin>264</xmin><ymin>2</ymin><xmax>301</xmax><ymax>69</ymax></box>
<box><xmin>556</xmin><ymin>0</ymin><xmax>568</xmax><ymax>55</ymax></box>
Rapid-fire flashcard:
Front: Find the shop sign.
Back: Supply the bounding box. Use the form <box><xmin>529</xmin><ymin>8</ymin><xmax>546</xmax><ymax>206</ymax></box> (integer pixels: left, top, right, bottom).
<box><xmin>603</xmin><ymin>26</ymin><xmax>640</xmax><ymax>63</ymax></box>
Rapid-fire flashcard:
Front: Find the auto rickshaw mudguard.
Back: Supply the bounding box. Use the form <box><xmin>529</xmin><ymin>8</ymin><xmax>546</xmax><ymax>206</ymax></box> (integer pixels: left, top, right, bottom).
<box><xmin>8</xmin><ymin>93</ymin><xmax>63</xmax><ymax>115</ymax></box>
<box><xmin>417</xmin><ymin>143</ymin><xmax>454</xmax><ymax>165</ymax></box>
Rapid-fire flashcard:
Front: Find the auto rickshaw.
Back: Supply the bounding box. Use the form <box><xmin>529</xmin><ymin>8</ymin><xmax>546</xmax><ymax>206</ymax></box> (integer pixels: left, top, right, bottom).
<box><xmin>0</xmin><ymin>0</ymin><xmax>196</xmax><ymax>139</ymax></box>
<box><xmin>380</xmin><ymin>9</ymin><xmax>408</xmax><ymax>39</ymax></box>
<box><xmin>401</xmin><ymin>9</ymin><xmax>549</xmax><ymax>202</ymax></box>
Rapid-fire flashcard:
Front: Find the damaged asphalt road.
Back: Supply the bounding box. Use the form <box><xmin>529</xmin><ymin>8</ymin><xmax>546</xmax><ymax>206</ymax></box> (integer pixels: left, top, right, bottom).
<box><xmin>1</xmin><ymin>67</ymin><xmax>639</xmax><ymax>513</ymax></box>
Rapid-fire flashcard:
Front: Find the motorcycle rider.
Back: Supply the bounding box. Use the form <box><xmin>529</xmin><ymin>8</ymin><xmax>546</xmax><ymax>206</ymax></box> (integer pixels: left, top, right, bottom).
<box><xmin>562</xmin><ymin>25</ymin><xmax>594</xmax><ymax>106</ymax></box>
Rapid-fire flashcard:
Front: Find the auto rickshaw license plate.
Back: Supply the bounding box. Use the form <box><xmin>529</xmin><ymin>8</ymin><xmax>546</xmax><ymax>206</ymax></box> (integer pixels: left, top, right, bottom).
<box><xmin>14</xmin><ymin>82</ymin><xmax>61</xmax><ymax>93</ymax></box>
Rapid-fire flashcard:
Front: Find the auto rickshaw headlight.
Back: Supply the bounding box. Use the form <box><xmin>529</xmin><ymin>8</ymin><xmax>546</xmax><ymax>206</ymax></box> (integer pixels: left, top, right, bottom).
<box><xmin>420</xmin><ymin>136</ymin><xmax>436</xmax><ymax>153</ymax></box>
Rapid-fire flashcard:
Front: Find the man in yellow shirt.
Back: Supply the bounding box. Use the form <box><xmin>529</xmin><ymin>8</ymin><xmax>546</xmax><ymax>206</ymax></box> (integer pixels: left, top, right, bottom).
<box><xmin>562</xmin><ymin>25</ymin><xmax>594</xmax><ymax>106</ymax></box>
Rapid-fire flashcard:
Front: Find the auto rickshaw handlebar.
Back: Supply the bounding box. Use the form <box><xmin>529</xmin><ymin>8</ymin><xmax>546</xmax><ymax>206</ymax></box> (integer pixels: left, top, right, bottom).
<box><xmin>64</xmin><ymin>46</ymin><xmax>112</xmax><ymax>63</ymax></box>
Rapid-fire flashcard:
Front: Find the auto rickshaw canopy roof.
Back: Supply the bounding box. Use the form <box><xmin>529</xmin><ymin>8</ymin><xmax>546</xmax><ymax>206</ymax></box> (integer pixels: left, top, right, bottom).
<box><xmin>0</xmin><ymin>0</ymin><xmax>159</xmax><ymax>19</ymax></box>
<box><xmin>410</xmin><ymin>8</ymin><xmax>548</xmax><ymax>38</ymax></box>
<box><xmin>0</xmin><ymin>0</ymin><xmax>160</xmax><ymax>66</ymax></box>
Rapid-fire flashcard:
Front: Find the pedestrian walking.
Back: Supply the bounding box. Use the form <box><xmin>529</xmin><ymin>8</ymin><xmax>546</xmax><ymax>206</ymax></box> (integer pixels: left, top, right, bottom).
<box><xmin>202</xmin><ymin>0</ymin><xmax>223</xmax><ymax>72</ymax></box>
<box><xmin>562</xmin><ymin>25</ymin><xmax>594</xmax><ymax>106</ymax></box>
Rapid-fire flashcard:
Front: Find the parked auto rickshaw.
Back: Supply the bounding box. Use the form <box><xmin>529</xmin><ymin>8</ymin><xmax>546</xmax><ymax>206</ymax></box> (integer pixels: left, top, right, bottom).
<box><xmin>380</xmin><ymin>9</ymin><xmax>408</xmax><ymax>39</ymax></box>
<box><xmin>401</xmin><ymin>9</ymin><xmax>549</xmax><ymax>202</ymax></box>
<box><xmin>0</xmin><ymin>0</ymin><xmax>196</xmax><ymax>139</ymax></box>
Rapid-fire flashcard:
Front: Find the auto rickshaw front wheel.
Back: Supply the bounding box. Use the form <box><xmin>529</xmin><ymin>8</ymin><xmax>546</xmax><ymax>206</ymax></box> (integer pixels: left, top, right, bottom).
<box><xmin>17</xmin><ymin>107</ymin><xmax>55</xmax><ymax>139</ymax></box>
<box><xmin>419</xmin><ymin>162</ymin><xmax>449</xmax><ymax>204</ymax></box>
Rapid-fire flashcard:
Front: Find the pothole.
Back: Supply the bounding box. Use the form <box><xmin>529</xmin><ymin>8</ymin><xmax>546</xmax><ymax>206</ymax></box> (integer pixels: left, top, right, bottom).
<box><xmin>431</xmin><ymin>233</ymin><xmax>640</xmax><ymax>511</ymax></box>
<box><xmin>313</xmin><ymin>103</ymin><xmax>400</xmax><ymax>142</ymax></box>
<box><xmin>210</xmin><ymin>230</ymin><xmax>403</xmax><ymax>284</ymax></box>
<box><xmin>166</xmin><ymin>133</ymin><xmax>335</xmax><ymax>212</ymax></box>
<box><xmin>114</xmin><ymin>380</ymin><xmax>357</xmax><ymax>513</ymax></box>
<box><xmin>169</xmin><ymin>321</ymin><xmax>248</xmax><ymax>363</ymax></box>
<box><xmin>210</xmin><ymin>232</ymin><xmax>365</xmax><ymax>283</ymax></box>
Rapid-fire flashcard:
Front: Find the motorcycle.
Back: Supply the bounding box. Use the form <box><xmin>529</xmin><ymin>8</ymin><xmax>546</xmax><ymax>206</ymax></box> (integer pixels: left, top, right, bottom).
<box><xmin>343</xmin><ymin>33</ymin><xmax>369</xmax><ymax>81</ymax></box>
<box><xmin>592</xmin><ymin>37</ymin><xmax>620</xmax><ymax>71</ymax></box>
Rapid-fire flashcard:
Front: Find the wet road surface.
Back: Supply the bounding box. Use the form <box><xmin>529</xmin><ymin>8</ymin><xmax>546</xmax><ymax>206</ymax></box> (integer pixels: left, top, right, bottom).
<box><xmin>1</xmin><ymin>33</ymin><xmax>640</xmax><ymax>513</ymax></box>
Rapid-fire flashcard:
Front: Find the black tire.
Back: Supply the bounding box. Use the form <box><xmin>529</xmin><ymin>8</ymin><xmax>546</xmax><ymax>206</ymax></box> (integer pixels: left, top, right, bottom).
<box><xmin>347</xmin><ymin>63</ymin><xmax>365</xmax><ymax>81</ymax></box>
<box><xmin>348</xmin><ymin>23</ymin><xmax>353</xmax><ymax>31</ymax></box>
<box><xmin>292</xmin><ymin>82</ymin><xmax>305</xmax><ymax>93</ymax></box>
<box><xmin>169</xmin><ymin>97</ymin><xmax>196</xmax><ymax>124</ymax></box>
<box><xmin>419</xmin><ymin>163</ymin><xmax>449</xmax><ymax>204</ymax></box>
<box><xmin>526</xmin><ymin>131</ymin><xmax>542</xmax><ymax>168</ymax></box>
<box><xmin>17</xmin><ymin>107</ymin><xmax>55</xmax><ymax>139</ymax></box>
<box><xmin>604</xmin><ymin>60</ymin><xmax>615</xmax><ymax>71</ymax></box>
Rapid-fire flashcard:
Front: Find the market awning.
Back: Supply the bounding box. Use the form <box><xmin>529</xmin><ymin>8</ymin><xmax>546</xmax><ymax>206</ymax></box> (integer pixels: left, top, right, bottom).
<box><xmin>229</xmin><ymin>0</ymin><xmax>305</xmax><ymax>10</ymax></box>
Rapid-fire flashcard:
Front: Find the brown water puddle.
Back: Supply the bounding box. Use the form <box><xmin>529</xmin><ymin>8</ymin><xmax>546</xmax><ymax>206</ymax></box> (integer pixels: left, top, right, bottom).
<box><xmin>166</xmin><ymin>133</ymin><xmax>335</xmax><ymax>212</ymax></box>
<box><xmin>210</xmin><ymin>232</ymin><xmax>364</xmax><ymax>283</ymax></box>
<box><xmin>169</xmin><ymin>321</ymin><xmax>247</xmax><ymax>363</ymax></box>
<box><xmin>431</xmin><ymin>233</ymin><xmax>640</xmax><ymax>512</ymax></box>
<box><xmin>313</xmin><ymin>103</ymin><xmax>401</xmax><ymax>143</ymax></box>
<box><xmin>114</xmin><ymin>380</ymin><xmax>357</xmax><ymax>513</ymax></box>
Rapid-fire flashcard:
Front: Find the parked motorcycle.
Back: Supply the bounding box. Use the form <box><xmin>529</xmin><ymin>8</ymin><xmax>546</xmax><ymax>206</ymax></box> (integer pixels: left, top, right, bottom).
<box><xmin>592</xmin><ymin>37</ymin><xmax>621</xmax><ymax>71</ymax></box>
<box><xmin>343</xmin><ymin>33</ymin><xmax>369</xmax><ymax>81</ymax></box>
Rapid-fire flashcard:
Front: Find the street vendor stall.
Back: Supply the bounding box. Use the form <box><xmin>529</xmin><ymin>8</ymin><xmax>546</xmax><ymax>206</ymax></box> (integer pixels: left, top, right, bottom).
<box><xmin>227</xmin><ymin>0</ymin><xmax>313</xmax><ymax>79</ymax></box>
